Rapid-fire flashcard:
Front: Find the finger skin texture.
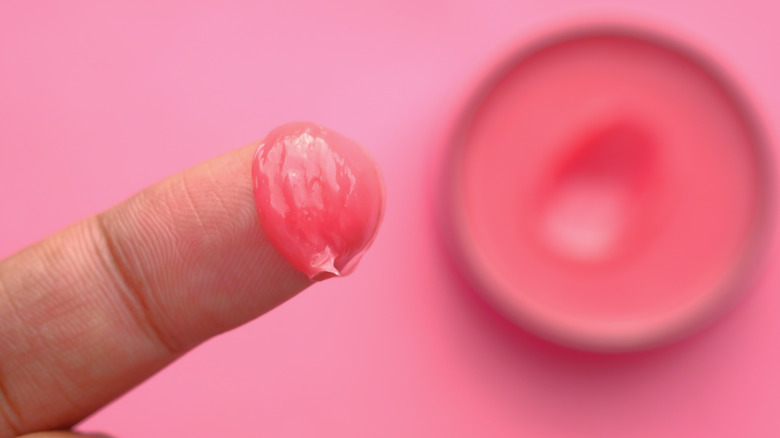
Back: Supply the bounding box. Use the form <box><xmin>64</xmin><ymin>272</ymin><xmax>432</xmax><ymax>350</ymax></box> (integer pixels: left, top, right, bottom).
<box><xmin>0</xmin><ymin>143</ymin><xmax>319</xmax><ymax>436</ymax></box>
<box><xmin>19</xmin><ymin>432</ymin><xmax>109</xmax><ymax>438</ymax></box>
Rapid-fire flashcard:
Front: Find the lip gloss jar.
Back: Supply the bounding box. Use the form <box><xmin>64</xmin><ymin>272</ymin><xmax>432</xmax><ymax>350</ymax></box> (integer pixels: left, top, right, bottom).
<box><xmin>441</xmin><ymin>22</ymin><xmax>773</xmax><ymax>352</ymax></box>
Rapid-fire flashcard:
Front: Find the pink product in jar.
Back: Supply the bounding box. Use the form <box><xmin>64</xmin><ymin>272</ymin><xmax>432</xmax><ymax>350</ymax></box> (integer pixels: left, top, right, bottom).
<box><xmin>442</xmin><ymin>25</ymin><xmax>772</xmax><ymax>352</ymax></box>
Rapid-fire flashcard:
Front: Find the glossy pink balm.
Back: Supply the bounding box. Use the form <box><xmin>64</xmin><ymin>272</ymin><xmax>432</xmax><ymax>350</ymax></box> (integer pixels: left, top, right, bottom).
<box><xmin>252</xmin><ymin>122</ymin><xmax>385</xmax><ymax>280</ymax></box>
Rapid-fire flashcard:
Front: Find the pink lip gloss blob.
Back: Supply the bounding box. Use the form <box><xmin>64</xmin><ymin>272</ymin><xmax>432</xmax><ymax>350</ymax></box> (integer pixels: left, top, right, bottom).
<box><xmin>252</xmin><ymin>122</ymin><xmax>385</xmax><ymax>280</ymax></box>
<box><xmin>442</xmin><ymin>24</ymin><xmax>772</xmax><ymax>352</ymax></box>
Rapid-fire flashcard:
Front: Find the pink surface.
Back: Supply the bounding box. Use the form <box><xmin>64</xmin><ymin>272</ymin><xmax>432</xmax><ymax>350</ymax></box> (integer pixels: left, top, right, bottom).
<box><xmin>1</xmin><ymin>1</ymin><xmax>779</xmax><ymax>437</ymax></box>
<box><xmin>447</xmin><ymin>30</ymin><xmax>767</xmax><ymax>351</ymax></box>
<box><xmin>252</xmin><ymin>122</ymin><xmax>385</xmax><ymax>279</ymax></box>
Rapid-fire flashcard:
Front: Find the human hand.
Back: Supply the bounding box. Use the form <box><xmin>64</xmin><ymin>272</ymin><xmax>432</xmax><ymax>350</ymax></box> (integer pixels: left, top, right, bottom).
<box><xmin>0</xmin><ymin>126</ymin><xmax>384</xmax><ymax>437</ymax></box>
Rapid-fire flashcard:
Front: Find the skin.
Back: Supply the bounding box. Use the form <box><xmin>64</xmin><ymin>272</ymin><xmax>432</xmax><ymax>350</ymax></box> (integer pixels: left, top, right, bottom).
<box><xmin>0</xmin><ymin>140</ymin><xmax>373</xmax><ymax>437</ymax></box>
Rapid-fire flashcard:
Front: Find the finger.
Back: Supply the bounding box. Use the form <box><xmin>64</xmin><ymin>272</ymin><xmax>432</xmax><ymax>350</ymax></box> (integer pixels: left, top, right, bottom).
<box><xmin>0</xmin><ymin>136</ymin><xmax>372</xmax><ymax>436</ymax></box>
<box><xmin>20</xmin><ymin>432</ymin><xmax>110</xmax><ymax>438</ymax></box>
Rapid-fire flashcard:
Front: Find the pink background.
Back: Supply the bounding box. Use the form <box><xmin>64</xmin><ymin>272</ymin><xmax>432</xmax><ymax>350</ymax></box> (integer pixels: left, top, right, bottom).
<box><xmin>1</xmin><ymin>1</ymin><xmax>779</xmax><ymax>437</ymax></box>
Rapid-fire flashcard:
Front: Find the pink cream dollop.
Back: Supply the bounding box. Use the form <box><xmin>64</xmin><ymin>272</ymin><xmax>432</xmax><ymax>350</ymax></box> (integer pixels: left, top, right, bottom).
<box><xmin>252</xmin><ymin>122</ymin><xmax>385</xmax><ymax>280</ymax></box>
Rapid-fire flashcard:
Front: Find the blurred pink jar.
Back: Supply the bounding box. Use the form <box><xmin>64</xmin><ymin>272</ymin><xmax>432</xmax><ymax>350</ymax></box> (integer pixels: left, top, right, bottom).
<box><xmin>440</xmin><ymin>22</ymin><xmax>773</xmax><ymax>352</ymax></box>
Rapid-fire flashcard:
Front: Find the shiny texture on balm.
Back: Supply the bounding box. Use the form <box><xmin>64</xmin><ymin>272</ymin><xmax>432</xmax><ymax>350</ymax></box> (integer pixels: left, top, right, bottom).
<box><xmin>252</xmin><ymin>122</ymin><xmax>385</xmax><ymax>280</ymax></box>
